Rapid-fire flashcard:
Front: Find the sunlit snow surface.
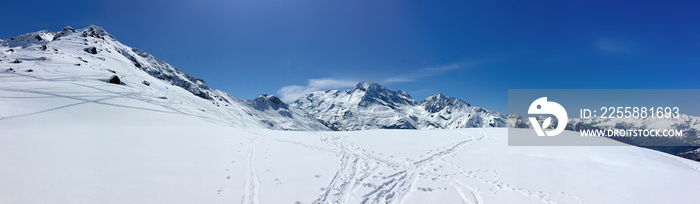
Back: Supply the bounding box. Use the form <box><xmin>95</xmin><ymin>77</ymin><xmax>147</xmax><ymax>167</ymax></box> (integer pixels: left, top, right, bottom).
<box><xmin>2</xmin><ymin>28</ymin><xmax>700</xmax><ymax>203</ymax></box>
<box><xmin>1</xmin><ymin>66</ymin><xmax>700</xmax><ymax>203</ymax></box>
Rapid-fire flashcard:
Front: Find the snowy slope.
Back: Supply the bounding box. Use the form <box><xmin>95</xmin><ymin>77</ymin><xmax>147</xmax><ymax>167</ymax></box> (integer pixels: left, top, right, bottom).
<box><xmin>2</xmin><ymin>92</ymin><xmax>700</xmax><ymax>203</ymax></box>
<box><xmin>0</xmin><ymin>25</ymin><xmax>327</xmax><ymax>131</ymax></box>
<box><xmin>291</xmin><ymin>82</ymin><xmax>506</xmax><ymax>130</ymax></box>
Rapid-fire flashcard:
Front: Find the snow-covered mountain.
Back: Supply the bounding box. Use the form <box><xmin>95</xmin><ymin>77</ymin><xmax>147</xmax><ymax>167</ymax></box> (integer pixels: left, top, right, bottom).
<box><xmin>419</xmin><ymin>93</ymin><xmax>506</xmax><ymax>129</ymax></box>
<box><xmin>291</xmin><ymin>82</ymin><xmax>507</xmax><ymax>130</ymax></box>
<box><xmin>3</xmin><ymin>26</ymin><xmax>700</xmax><ymax>203</ymax></box>
<box><xmin>1</xmin><ymin>25</ymin><xmax>509</xmax><ymax>132</ymax></box>
<box><xmin>4</xmin><ymin>25</ymin><xmax>698</xmax><ymax>153</ymax></box>
<box><xmin>0</xmin><ymin>25</ymin><xmax>327</xmax><ymax>131</ymax></box>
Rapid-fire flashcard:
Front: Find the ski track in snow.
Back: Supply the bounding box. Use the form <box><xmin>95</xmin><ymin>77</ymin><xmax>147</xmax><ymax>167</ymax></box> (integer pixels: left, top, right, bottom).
<box><xmin>0</xmin><ymin>68</ymin><xmax>238</xmax><ymax>126</ymax></box>
<box><xmin>310</xmin><ymin>131</ymin><xmax>480</xmax><ymax>204</ymax></box>
<box><xmin>242</xmin><ymin>136</ymin><xmax>261</xmax><ymax>204</ymax></box>
<box><xmin>0</xmin><ymin>70</ymin><xmax>178</xmax><ymax>120</ymax></box>
<box><xmin>308</xmin><ymin>131</ymin><xmax>476</xmax><ymax>204</ymax></box>
<box><xmin>286</xmin><ymin>130</ymin><xmax>584</xmax><ymax>204</ymax></box>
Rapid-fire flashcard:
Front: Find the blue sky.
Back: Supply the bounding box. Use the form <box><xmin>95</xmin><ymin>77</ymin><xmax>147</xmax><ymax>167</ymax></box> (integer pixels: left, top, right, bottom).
<box><xmin>3</xmin><ymin>0</ymin><xmax>700</xmax><ymax>113</ymax></box>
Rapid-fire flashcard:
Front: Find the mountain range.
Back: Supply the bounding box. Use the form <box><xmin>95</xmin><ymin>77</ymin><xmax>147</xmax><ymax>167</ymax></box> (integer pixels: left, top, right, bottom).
<box><xmin>3</xmin><ymin>25</ymin><xmax>700</xmax><ymax>203</ymax></box>
<box><xmin>2</xmin><ymin>25</ymin><xmax>699</xmax><ymax>161</ymax></box>
<box><xmin>1</xmin><ymin>25</ymin><xmax>506</xmax><ymax>132</ymax></box>
<box><xmin>291</xmin><ymin>82</ymin><xmax>506</xmax><ymax>130</ymax></box>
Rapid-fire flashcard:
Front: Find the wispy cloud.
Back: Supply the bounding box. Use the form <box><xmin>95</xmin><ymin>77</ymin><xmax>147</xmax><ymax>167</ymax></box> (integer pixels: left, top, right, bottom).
<box><xmin>277</xmin><ymin>63</ymin><xmax>462</xmax><ymax>102</ymax></box>
<box><xmin>381</xmin><ymin>64</ymin><xmax>460</xmax><ymax>83</ymax></box>
<box><xmin>595</xmin><ymin>39</ymin><xmax>633</xmax><ymax>55</ymax></box>
<box><xmin>278</xmin><ymin>78</ymin><xmax>359</xmax><ymax>102</ymax></box>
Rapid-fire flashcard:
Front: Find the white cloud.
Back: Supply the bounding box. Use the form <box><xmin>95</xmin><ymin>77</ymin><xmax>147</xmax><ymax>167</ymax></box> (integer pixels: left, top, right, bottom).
<box><xmin>307</xmin><ymin>78</ymin><xmax>358</xmax><ymax>88</ymax></box>
<box><xmin>277</xmin><ymin>64</ymin><xmax>463</xmax><ymax>102</ymax></box>
<box><xmin>278</xmin><ymin>78</ymin><xmax>359</xmax><ymax>102</ymax></box>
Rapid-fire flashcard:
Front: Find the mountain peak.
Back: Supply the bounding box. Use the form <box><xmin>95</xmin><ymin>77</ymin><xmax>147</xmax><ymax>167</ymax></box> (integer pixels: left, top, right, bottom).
<box><xmin>352</xmin><ymin>82</ymin><xmax>412</xmax><ymax>98</ymax></box>
<box><xmin>420</xmin><ymin>93</ymin><xmax>471</xmax><ymax>113</ymax></box>
<box><xmin>62</xmin><ymin>26</ymin><xmax>75</xmax><ymax>33</ymax></box>
<box><xmin>428</xmin><ymin>93</ymin><xmax>448</xmax><ymax>100</ymax></box>
<box><xmin>422</xmin><ymin>92</ymin><xmax>464</xmax><ymax>103</ymax></box>
<box><xmin>348</xmin><ymin>82</ymin><xmax>414</xmax><ymax>107</ymax></box>
<box><xmin>80</xmin><ymin>25</ymin><xmax>116</xmax><ymax>40</ymax></box>
<box><xmin>249</xmin><ymin>94</ymin><xmax>288</xmax><ymax>110</ymax></box>
<box><xmin>2</xmin><ymin>29</ymin><xmax>56</xmax><ymax>47</ymax></box>
<box><xmin>2</xmin><ymin>25</ymin><xmax>118</xmax><ymax>48</ymax></box>
<box><xmin>353</xmin><ymin>82</ymin><xmax>383</xmax><ymax>92</ymax></box>
<box><xmin>257</xmin><ymin>93</ymin><xmax>283</xmax><ymax>102</ymax></box>
<box><xmin>86</xmin><ymin>24</ymin><xmax>106</xmax><ymax>32</ymax></box>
